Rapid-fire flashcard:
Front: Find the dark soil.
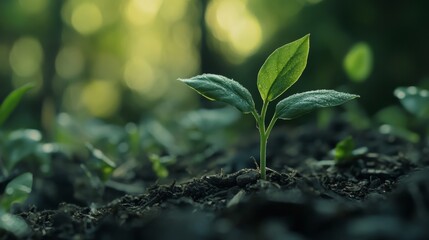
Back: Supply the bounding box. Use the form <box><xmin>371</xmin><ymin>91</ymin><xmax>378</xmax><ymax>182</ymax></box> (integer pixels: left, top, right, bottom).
<box><xmin>4</xmin><ymin>121</ymin><xmax>429</xmax><ymax>239</ymax></box>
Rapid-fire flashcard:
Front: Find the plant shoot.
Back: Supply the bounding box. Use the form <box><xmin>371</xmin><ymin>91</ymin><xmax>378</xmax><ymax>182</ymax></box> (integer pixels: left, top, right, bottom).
<box><xmin>179</xmin><ymin>35</ymin><xmax>359</xmax><ymax>179</ymax></box>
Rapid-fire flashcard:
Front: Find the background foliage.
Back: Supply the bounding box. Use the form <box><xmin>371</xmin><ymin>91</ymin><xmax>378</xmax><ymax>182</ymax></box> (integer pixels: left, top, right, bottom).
<box><xmin>1</xmin><ymin>1</ymin><xmax>428</xmax><ymax>236</ymax></box>
<box><xmin>1</xmin><ymin>0</ymin><xmax>428</xmax><ymax>134</ymax></box>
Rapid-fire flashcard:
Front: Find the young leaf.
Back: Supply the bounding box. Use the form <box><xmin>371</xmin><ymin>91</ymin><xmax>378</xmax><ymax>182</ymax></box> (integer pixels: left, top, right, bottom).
<box><xmin>0</xmin><ymin>172</ymin><xmax>33</xmax><ymax>210</ymax></box>
<box><xmin>334</xmin><ymin>136</ymin><xmax>355</xmax><ymax>162</ymax></box>
<box><xmin>394</xmin><ymin>86</ymin><xmax>429</xmax><ymax>119</ymax></box>
<box><xmin>343</xmin><ymin>42</ymin><xmax>373</xmax><ymax>82</ymax></box>
<box><xmin>257</xmin><ymin>34</ymin><xmax>310</xmax><ymax>102</ymax></box>
<box><xmin>0</xmin><ymin>84</ymin><xmax>34</xmax><ymax>126</ymax></box>
<box><xmin>179</xmin><ymin>74</ymin><xmax>255</xmax><ymax>114</ymax></box>
<box><xmin>0</xmin><ymin>210</ymin><xmax>31</xmax><ymax>238</ymax></box>
<box><xmin>275</xmin><ymin>90</ymin><xmax>359</xmax><ymax>120</ymax></box>
<box><xmin>149</xmin><ymin>154</ymin><xmax>169</xmax><ymax>179</ymax></box>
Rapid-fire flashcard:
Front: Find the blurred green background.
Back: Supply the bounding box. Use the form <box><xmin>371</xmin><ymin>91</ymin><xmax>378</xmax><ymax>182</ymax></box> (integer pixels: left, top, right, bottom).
<box><xmin>1</xmin><ymin>0</ymin><xmax>429</xmax><ymax>135</ymax></box>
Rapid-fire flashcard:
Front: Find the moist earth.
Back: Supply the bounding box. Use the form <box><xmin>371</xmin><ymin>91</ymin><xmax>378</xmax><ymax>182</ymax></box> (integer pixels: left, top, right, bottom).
<box><xmin>3</xmin><ymin>121</ymin><xmax>429</xmax><ymax>240</ymax></box>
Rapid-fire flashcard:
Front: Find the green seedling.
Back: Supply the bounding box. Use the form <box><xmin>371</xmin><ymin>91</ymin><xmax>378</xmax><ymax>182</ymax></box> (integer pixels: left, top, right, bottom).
<box><xmin>333</xmin><ymin>136</ymin><xmax>367</xmax><ymax>165</ymax></box>
<box><xmin>83</xmin><ymin>143</ymin><xmax>116</xmax><ymax>182</ymax></box>
<box><xmin>179</xmin><ymin>35</ymin><xmax>359</xmax><ymax>179</ymax></box>
<box><xmin>149</xmin><ymin>154</ymin><xmax>172</xmax><ymax>179</ymax></box>
<box><xmin>334</xmin><ymin>136</ymin><xmax>355</xmax><ymax>162</ymax></box>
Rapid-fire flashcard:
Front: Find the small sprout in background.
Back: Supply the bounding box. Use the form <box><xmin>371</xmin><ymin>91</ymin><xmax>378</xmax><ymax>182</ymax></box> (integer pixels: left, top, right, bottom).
<box><xmin>179</xmin><ymin>35</ymin><xmax>359</xmax><ymax>179</ymax></box>
<box><xmin>125</xmin><ymin>122</ymin><xmax>140</xmax><ymax>157</ymax></box>
<box><xmin>375</xmin><ymin>86</ymin><xmax>429</xmax><ymax>143</ymax></box>
<box><xmin>149</xmin><ymin>154</ymin><xmax>173</xmax><ymax>179</ymax></box>
<box><xmin>343</xmin><ymin>42</ymin><xmax>373</xmax><ymax>82</ymax></box>
<box><xmin>375</xmin><ymin>105</ymin><xmax>420</xmax><ymax>143</ymax></box>
<box><xmin>332</xmin><ymin>136</ymin><xmax>368</xmax><ymax>165</ymax></box>
<box><xmin>394</xmin><ymin>86</ymin><xmax>429</xmax><ymax>119</ymax></box>
<box><xmin>84</xmin><ymin>143</ymin><xmax>117</xmax><ymax>182</ymax></box>
<box><xmin>334</xmin><ymin>136</ymin><xmax>355</xmax><ymax>163</ymax></box>
<box><xmin>74</xmin><ymin>143</ymin><xmax>117</xmax><ymax>202</ymax></box>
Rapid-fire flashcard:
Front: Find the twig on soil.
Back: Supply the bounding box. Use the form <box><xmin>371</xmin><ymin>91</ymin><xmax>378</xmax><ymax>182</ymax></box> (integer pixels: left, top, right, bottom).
<box><xmin>251</xmin><ymin>156</ymin><xmax>259</xmax><ymax>170</ymax></box>
<box><xmin>266</xmin><ymin>167</ymin><xmax>281</xmax><ymax>176</ymax></box>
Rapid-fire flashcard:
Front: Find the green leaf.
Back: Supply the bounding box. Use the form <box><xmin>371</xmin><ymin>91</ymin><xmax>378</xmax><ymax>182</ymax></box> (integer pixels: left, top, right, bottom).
<box><xmin>0</xmin><ymin>210</ymin><xmax>31</xmax><ymax>238</ymax></box>
<box><xmin>3</xmin><ymin>129</ymin><xmax>42</xmax><ymax>173</ymax></box>
<box><xmin>179</xmin><ymin>74</ymin><xmax>255</xmax><ymax>114</ymax></box>
<box><xmin>334</xmin><ymin>136</ymin><xmax>355</xmax><ymax>162</ymax></box>
<box><xmin>275</xmin><ymin>90</ymin><xmax>359</xmax><ymax>120</ymax></box>
<box><xmin>257</xmin><ymin>34</ymin><xmax>310</xmax><ymax>102</ymax></box>
<box><xmin>0</xmin><ymin>84</ymin><xmax>34</xmax><ymax>126</ymax></box>
<box><xmin>343</xmin><ymin>42</ymin><xmax>373</xmax><ymax>82</ymax></box>
<box><xmin>394</xmin><ymin>86</ymin><xmax>429</xmax><ymax>119</ymax></box>
<box><xmin>0</xmin><ymin>173</ymin><xmax>33</xmax><ymax>210</ymax></box>
<box><xmin>149</xmin><ymin>154</ymin><xmax>169</xmax><ymax>179</ymax></box>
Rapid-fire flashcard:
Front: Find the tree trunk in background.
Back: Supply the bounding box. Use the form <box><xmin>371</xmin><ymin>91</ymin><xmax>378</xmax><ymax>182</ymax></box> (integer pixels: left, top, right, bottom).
<box><xmin>199</xmin><ymin>0</ymin><xmax>210</xmax><ymax>74</ymax></box>
<box><xmin>41</xmin><ymin>0</ymin><xmax>63</xmax><ymax>139</ymax></box>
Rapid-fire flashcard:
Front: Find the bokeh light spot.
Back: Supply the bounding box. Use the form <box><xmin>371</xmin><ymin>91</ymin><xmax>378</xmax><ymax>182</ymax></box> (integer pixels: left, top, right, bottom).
<box><xmin>206</xmin><ymin>0</ymin><xmax>262</xmax><ymax>63</ymax></box>
<box><xmin>160</xmin><ymin>0</ymin><xmax>187</xmax><ymax>22</ymax></box>
<box><xmin>55</xmin><ymin>46</ymin><xmax>84</xmax><ymax>79</ymax></box>
<box><xmin>124</xmin><ymin>0</ymin><xmax>163</xmax><ymax>25</ymax></box>
<box><xmin>9</xmin><ymin>37</ymin><xmax>44</xmax><ymax>77</ymax></box>
<box><xmin>393</xmin><ymin>89</ymin><xmax>405</xmax><ymax>99</ymax></box>
<box><xmin>71</xmin><ymin>2</ymin><xmax>103</xmax><ymax>35</ymax></box>
<box><xmin>420</xmin><ymin>90</ymin><xmax>429</xmax><ymax>97</ymax></box>
<box><xmin>228</xmin><ymin>15</ymin><xmax>262</xmax><ymax>56</ymax></box>
<box><xmin>123</xmin><ymin>58</ymin><xmax>154</xmax><ymax>94</ymax></box>
<box><xmin>407</xmin><ymin>86</ymin><xmax>417</xmax><ymax>95</ymax></box>
<box><xmin>80</xmin><ymin>80</ymin><xmax>121</xmax><ymax>118</ymax></box>
<box><xmin>134</xmin><ymin>35</ymin><xmax>163</xmax><ymax>64</ymax></box>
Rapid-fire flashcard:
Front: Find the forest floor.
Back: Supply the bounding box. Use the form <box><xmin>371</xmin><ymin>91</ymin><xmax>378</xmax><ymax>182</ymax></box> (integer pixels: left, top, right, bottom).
<box><xmin>5</xmin><ymin>121</ymin><xmax>429</xmax><ymax>240</ymax></box>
